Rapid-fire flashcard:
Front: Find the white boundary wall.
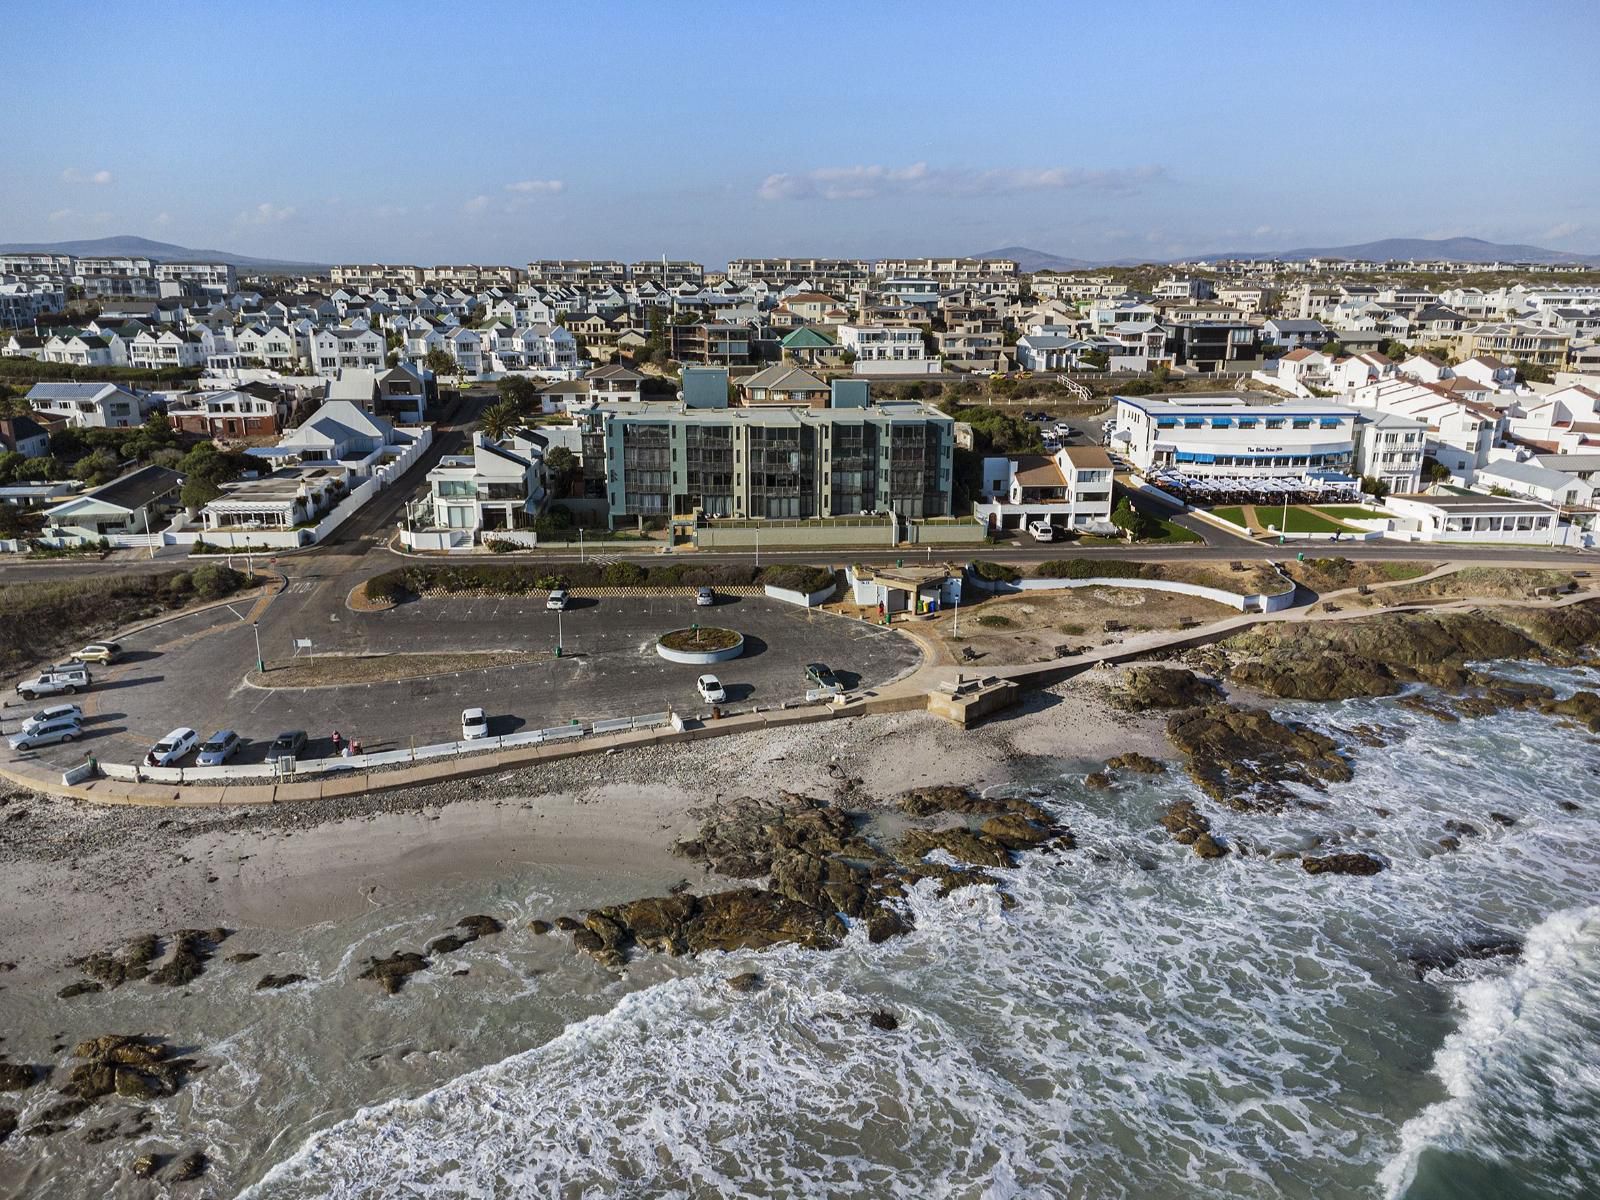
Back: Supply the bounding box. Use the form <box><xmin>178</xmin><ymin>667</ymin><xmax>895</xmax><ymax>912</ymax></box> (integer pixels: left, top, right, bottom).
<box><xmin>97</xmin><ymin>708</ymin><xmax>675</xmax><ymax>786</ymax></box>
<box><xmin>763</xmin><ymin>580</ymin><xmax>838</xmax><ymax>607</ymax></box>
<box><xmin>964</xmin><ymin>565</ymin><xmax>1298</xmax><ymax>613</ymax></box>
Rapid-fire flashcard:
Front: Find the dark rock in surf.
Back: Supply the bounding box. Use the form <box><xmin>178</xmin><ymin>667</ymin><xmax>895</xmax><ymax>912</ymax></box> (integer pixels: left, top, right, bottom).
<box><xmin>726</xmin><ymin>972</ymin><xmax>763</xmax><ymax>993</ymax></box>
<box><xmin>255</xmin><ymin>973</ymin><xmax>307</xmax><ymax>990</ymax></box>
<box><xmin>868</xmin><ymin>1010</ymin><xmax>900</xmax><ymax>1032</ymax></box>
<box><xmin>358</xmin><ymin>951</ymin><xmax>429</xmax><ymax>995</ymax></box>
<box><xmin>168</xmin><ymin>1150</ymin><xmax>209</xmax><ymax>1181</ymax></box>
<box><xmin>1301</xmin><ymin>852</ymin><xmax>1386</xmax><ymax>876</ymax></box>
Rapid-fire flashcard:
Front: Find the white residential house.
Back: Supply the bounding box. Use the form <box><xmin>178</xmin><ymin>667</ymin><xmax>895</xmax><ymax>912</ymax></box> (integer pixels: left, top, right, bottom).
<box><xmin>1328</xmin><ymin>351</ymin><xmax>1398</xmax><ymax>392</ymax></box>
<box><xmin>1346</xmin><ymin>378</ymin><xmax>1503</xmax><ymax>480</ymax></box>
<box><xmin>254</xmin><ymin>400</ymin><xmax>410</xmax><ymax>477</ymax></box>
<box><xmin>585</xmin><ymin>363</ymin><xmax>644</xmax><ymax>403</ymax></box>
<box><xmin>444</xmin><ymin>325</ymin><xmax>484</xmax><ymax>374</ymax></box>
<box><xmin>42</xmin><ymin>465</ymin><xmax>182</xmax><ymax>540</ymax></box>
<box><xmin>1273</xmin><ymin>347</ymin><xmax>1333</xmax><ymax>387</ymax></box>
<box><xmin>1262</xmin><ymin>318</ymin><xmax>1331</xmax><ymax>349</ymax></box>
<box><xmin>975</xmin><ymin>445</ymin><xmax>1116</xmax><ymax>533</ymax></box>
<box><xmin>1350</xmin><ymin>409</ymin><xmax>1427</xmax><ymax>494</ymax></box>
<box><xmin>837</xmin><ymin>324</ymin><xmax>936</xmax><ymax>375</ymax></box>
<box><xmin>310</xmin><ymin>326</ymin><xmax>387</xmax><ymax>373</ymax></box>
<box><xmin>1113</xmin><ymin>395</ymin><xmax>1356</xmax><ymax>478</ymax></box>
<box><xmin>236</xmin><ymin>324</ymin><xmax>312</xmax><ymax>371</ymax></box>
<box><xmin>25</xmin><ymin>382</ymin><xmax>146</xmax><ymax>428</ymax></box>
<box><xmin>42</xmin><ymin>333</ymin><xmax>119</xmax><ymax>367</ymax></box>
<box><xmin>1473</xmin><ymin>459</ymin><xmax>1596</xmax><ymax>508</ymax></box>
<box><xmin>1451</xmin><ymin>354</ymin><xmax>1520</xmax><ymax>391</ymax></box>
<box><xmin>1015</xmin><ymin>333</ymin><xmax>1093</xmax><ymax>372</ymax></box>
<box><xmin>427</xmin><ymin>432</ymin><xmax>547</xmax><ymax>537</ymax></box>
<box><xmin>200</xmin><ymin>466</ymin><xmax>350</xmax><ymax>537</ymax></box>
<box><xmin>127</xmin><ymin>328</ymin><xmax>211</xmax><ymax>370</ymax></box>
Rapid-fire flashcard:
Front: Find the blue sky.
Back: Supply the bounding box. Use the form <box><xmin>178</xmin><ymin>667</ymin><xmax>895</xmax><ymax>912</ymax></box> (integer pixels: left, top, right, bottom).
<box><xmin>3</xmin><ymin>0</ymin><xmax>1596</xmax><ymax>264</ymax></box>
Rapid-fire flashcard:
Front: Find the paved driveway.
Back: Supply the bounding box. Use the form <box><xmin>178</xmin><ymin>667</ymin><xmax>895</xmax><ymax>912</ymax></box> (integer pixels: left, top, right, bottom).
<box><xmin>2</xmin><ymin>594</ymin><xmax>920</xmax><ymax>772</ymax></box>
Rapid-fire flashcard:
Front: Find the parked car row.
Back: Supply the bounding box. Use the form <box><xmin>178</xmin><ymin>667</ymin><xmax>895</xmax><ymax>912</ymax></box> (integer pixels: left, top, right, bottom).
<box><xmin>138</xmin><ymin>727</ymin><xmax>309</xmax><ymax>768</ymax></box>
<box><xmin>8</xmin><ymin>703</ymin><xmax>85</xmax><ymax>751</ymax></box>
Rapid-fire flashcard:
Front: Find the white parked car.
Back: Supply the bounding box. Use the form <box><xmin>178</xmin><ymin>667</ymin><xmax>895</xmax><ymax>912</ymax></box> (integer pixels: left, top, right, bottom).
<box><xmin>16</xmin><ymin>665</ymin><xmax>91</xmax><ymax>700</ymax></box>
<box><xmin>146</xmin><ymin>727</ymin><xmax>199</xmax><ymax>767</ymax></box>
<box><xmin>695</xmin><ymin>587</ymin><xmax>715</xmax><ymax>607</ymax></box>
<box><xmin>697</xmin><ymin>674</ymin><xmax>726</xmax><ymax>705</ymax></box>
<box><xmin>9</xmin><ymin>715</ymin><xmax>81</xmax><ymax>751</ymax></box>
<box><xmin>21</xmin><ymin>703</ymin><xmax>83</xmax><ymax>735</ymax></box>
<box><xmin>546</xmin><ymin>588</ymin><xmax>569</xmax><ymax>611</ymax></box>
<box><xmin>461</xmin><ymin>707</ymin><xmax>489</xmax><ymax>740</ymax></box>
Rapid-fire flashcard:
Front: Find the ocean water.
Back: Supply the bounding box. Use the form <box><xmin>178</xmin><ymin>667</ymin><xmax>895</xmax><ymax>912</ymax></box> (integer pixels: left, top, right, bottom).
<box><xmin>5</xmin><ymin>667</ymin><xmax>1600</xmax><ymax>1199</ymax></box>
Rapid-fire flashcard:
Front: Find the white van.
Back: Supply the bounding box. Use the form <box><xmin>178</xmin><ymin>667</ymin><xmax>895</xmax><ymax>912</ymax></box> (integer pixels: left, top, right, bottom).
<box><xmin>1029</xmin><ymin>520</ymin><xmax>1057</xmax><ymax>543</ymax></box>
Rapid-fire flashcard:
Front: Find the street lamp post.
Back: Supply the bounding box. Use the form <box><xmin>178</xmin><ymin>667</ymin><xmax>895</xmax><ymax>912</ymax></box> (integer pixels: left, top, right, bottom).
<box><xmin>579</xmin><ymin>526</ymin><xmax>584</xmax><ymax>563</ymax></box>
<box><xmin>556</xmin><ymin>607</ymin><xmax>564</xmax><ymax>657</ymax></box>
<box><xmin>252</xmin><ymin>622</ymin><xmax>264</xmax><ymax>674</ymax></box>
<box><xmin>952</xmin><ymin>588</ymin><xmax>960</xmax><ymax>637</ymax></box>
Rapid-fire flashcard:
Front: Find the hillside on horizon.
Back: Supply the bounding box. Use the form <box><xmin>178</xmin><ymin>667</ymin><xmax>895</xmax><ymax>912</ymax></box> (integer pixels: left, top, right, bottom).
<box><xmin>979</xmin><ymin>236</ymin><xmax>1600</xmax><ymax>270</ymax></box>
<box><xmin>0</xmin><ymin>234</ymin><xmax>327</xmax><ymax>270</ymax></box>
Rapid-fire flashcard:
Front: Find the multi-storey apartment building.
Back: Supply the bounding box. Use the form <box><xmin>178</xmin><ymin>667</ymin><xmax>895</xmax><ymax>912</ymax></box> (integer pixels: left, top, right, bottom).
<box><xmin>837</xmin><ymin>324</ymin><xmax>937</xmax><ymax>375</ymax></box>
<box><xmin>725</xmin><ymin>258</ymin><xmax>873</xmax><ymax>290</ymax></box>
<box><xmin>76</xmin><ymin>256</ymin><xmax>153</xmax><ymax>280</ymax></box>
<box><xmin>154</xmin><ymin>262</ymin><xmax>237</xmax><ymax>292</ymax></box>
<box><xmin>1</xmin><ymin>253</ymin><xmax>76</xmax><ymax>276</ymax></box>
<box><xmin>1451</xmin><ymin>322</ymin><xmax>1571</xmax><ymax>369</ymax></box>
<box><xmin>420</xmin><ymin>265</ymin><xmax>524</xmax><ymax>288</ymax></box>
<box><xmin>873</xmin><ymin>257</ymin><xmax>1018</xmax><ymax>287</ymax></box>
<box><xmin>329</xmin><ymin>264</ymin><xmax>423</xmax><ymax>288</ymax></box>
<box><xmin>669</xmin><ymin>322</ymin><xmax>751</xmax><ymax>366</ymax></box>
<box><xmin>629</xmin><ymin>260</ymin><xmax>704</xmax><ymax>287</ymax></box>
<box><xmin>572</xmin><ymin>377</ymin><xmax>954</xmax><ymax>524</ymax></box>
<box><xmin>310</xmin><ymin>326</ymin><xmax>387</xmax><ymax>373</ymax></box>
<box><xmin>526</xmin><ymin>260</ymin><xmax>628</xmax><ymax>287</ymax></box>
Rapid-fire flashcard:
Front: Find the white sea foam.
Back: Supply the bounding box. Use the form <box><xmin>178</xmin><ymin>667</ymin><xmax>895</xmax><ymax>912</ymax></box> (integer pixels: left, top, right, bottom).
<box><xmin>1378</xmin><ymin>905</ymin><xmax>1600</xmax><ymax>1199</ymax></box>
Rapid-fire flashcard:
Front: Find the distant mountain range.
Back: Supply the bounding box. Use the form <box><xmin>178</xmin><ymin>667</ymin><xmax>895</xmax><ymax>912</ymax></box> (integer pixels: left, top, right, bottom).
<box><xmin>0</xmin><ymin>235</ymin><xmax>327</xmax><ymax>271</ymax></box>
<box><xmin>978</xmin><ymin>237</ymin><xmax>1600</xmax><ymax>271</ymax></box>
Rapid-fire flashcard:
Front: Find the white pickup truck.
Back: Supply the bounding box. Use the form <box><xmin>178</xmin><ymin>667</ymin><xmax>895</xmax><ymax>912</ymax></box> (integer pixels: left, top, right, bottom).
<box><xmin>15</xmin><ymin>664</ymin><xmax>92</xmax><ymax>700</ymax></box>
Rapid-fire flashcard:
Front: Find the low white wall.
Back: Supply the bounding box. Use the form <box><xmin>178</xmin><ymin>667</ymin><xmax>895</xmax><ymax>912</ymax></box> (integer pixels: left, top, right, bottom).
<box><xmin>95</xmin><ymin>709</ymin><xmax>676</xmax><ymax>787</ymax></box>
<box><xmin>400</xmin><ymin>528</ymin><xmax>473</xmax><ymax>551</ymax></box>
<box><xmin>965</xmin><ymin>566</ymin><xmax>1298</xmax><ymax>614</ymax></box>
<box><xmin>763</xmin><ymin>581</ymin><xmax>837</xmax><ymax>608</ymax></box>
<box><xmin>656</xmin><ymin>633</ymin><xmax>745</xmax><ymax>665</ymax></box>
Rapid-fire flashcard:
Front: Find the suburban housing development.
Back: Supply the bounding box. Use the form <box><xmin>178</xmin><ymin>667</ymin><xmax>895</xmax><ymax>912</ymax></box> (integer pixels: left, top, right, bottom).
<box><xmin>2</xmin><ymin>248</ymin><xmax>1599</xmax><ymax>552</ymax></box>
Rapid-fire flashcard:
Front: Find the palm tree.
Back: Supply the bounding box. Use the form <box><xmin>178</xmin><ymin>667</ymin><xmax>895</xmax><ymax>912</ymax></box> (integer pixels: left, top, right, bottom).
<box><xmin>478</xmin><ymin>401</ymin><xmax>518</xmax><ymax>442</ymax></box>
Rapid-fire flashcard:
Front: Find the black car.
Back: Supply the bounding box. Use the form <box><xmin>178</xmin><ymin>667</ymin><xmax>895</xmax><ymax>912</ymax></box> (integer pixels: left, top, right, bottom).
<box><xmin>265</xmin><ymin>730</ymin><xmax>308</xmax><ymax>763</ymax></box>
<box><xmin>805</xmin><ymin>662</ymin><xmax>842</xmax><ymax>692</ymax></box>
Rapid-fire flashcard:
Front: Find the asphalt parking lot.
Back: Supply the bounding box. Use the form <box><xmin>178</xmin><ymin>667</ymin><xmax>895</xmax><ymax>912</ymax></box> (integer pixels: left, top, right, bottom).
<box><xmin>1</xmin><ymin>593</ymin><xmax>921</xmax><ymax>773</ymax></box>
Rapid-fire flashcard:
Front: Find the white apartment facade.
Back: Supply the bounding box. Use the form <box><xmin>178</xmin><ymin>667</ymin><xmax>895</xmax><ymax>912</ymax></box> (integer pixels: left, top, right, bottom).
<box><xmin>837</xmin><ymin>324</ymin><xmax>937</xmax><ymax>375</ymax></box>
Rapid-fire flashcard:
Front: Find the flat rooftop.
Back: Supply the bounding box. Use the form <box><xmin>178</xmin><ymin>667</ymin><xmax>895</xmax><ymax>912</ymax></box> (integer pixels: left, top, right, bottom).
<box><xmin>1389</xmin><ymin>492</ymin><xmax>1556</xmax><ymax>512</ymax></box>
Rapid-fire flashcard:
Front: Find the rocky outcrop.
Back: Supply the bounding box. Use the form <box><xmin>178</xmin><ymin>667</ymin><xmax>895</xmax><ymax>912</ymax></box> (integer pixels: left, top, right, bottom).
<box><xmin>1105</xmin><ymin>752</ymin><xmax>1165</xmax><ymax>775</ymax></box>
<box><xmin>1226</xmin><ymin>604</ymin><xmax>1600</xmax><ymax>702</ymax></box>
<box><xmin>1301</xmin><ymin>852</ymin><xmax>1386</xmax><ymax>876</ymax></box>
<box><xmin>567</xmin><ymin>787</ymin><xmax>1070</xmax><ymax>968</ymax></box>
<box><xmin>1159</xmin><ymin>800</ymin><xmax>1228</xmax><ymax>858</ymax></box>
<box><xmin>1540</xmin><ymin>691</ymin><xmax>1600</xmax><ymax>732</ymax></box>
<box><xmin>0</xmin><ymin>1062</ymin><xmax>37</xmax><ymax>1091</ymax></box>
<box><xmin>726</xmin><ymin>972</ymin><xmax>763</xmax><ymax>993</ymax></box>
<box><xmin>0</xmin><ymin>1108</ymin><xmax>17</xmax><ymax>1145</ymax></box>
<box><xmin>148</xmin><ymin>928</ymin><xmax>230</xmax><ymax>987</ymax></box>
<box><xmin>1112</xmin><ymin>666</ymin><xmax>1220</xmax><ymax>711</ymax></box>
<box><xmin>255</xmin><ymin>973</ymin><xmax>307</xmax><ymax>990</ymax></box>
<box><xmin>168</xmin><ymin>1150</ymin><xmax>209</xmax><ymax>1181</ymax></box>
<box><xmin>1406</xmin><ymin>934</ymin><xmax>1522</xmax><ymax>979</ymax></box>
<box><xmin>1167</xmin><ymin>704</ymin><xmax>1352</xmax><ymax>808</ymax></box>
<box><xmin>358</xmin><ymin>951</ymin><xmax>429</xmax><ymax>995</ymax></box>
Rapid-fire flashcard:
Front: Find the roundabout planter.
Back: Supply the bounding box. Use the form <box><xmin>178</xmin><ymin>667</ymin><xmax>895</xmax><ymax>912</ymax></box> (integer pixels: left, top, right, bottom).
<box><xmin>656</xmin><ymin>626</ymin><xmax>744</xmax><ymax>665</ymax></box>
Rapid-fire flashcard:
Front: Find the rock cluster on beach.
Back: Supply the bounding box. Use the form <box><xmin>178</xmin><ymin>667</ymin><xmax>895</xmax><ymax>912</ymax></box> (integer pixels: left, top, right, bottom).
<box><xmin>1168</xmin><ymin>703</ymin><xmax>1352</xmax><ymax>809</ymax></box>
<box><xmin>553</xmin><ymin>787</ymin><xmax>1074</xmax><ymax>968</ymax></box>
<box><xmin>59</xmin><ymin>928</ymin><xmax>231</xmax><ymax>999</ymax></box>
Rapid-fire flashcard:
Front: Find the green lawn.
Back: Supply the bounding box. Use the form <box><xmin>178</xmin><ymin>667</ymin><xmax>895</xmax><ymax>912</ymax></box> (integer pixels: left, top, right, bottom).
<box><xmin>1208</xmin><ymin>506</ymin><xmax>1249</xmax><ymax>528</ymax></box>
<box><xmin>1274</xmin><ymin>507</ymin><xmax>1348</xmax><ymax>534</ymax></box>
<box><xmin>1314</xmin><ymin>505</ymin><xmax>1387</xmax><ymax>520</ymax></box>
<box><xmin>1143</xmin><ymin>518</ymin><xmax>1202</xmax><ymax>544</ymax></box>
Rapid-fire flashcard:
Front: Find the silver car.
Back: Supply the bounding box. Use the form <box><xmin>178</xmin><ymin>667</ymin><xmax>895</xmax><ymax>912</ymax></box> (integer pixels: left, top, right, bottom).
<box><xmin>21</xmin><ymin>704</ymin><xmax>83</xmax><ymax>735</ymax></box>
<box><xmin>9</xmin><ymin>716</ymin><xmax>81</xmax><ymax>751</ymax></box>
<box><xmin>196</xmin><ymin>730</ymin><xmax>242</xmax><ymax>766</ymax></box>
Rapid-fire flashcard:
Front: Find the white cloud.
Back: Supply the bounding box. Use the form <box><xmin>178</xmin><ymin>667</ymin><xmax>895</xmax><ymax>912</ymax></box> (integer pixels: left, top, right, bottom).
<box><xmin>48</xmin><ymin>208</ymin><xmax>75</xmax><ymax>224</ymax></box>
<box><xmin>153</xmin><ymin>211</ymin><xmax>172</xmax><ymax>228</ymax></box>
<box><xmin>504</xmin><ymin>179</ymin><xmax>565</xmax><ymax>194</ymax></box>
<box><xmin>462</xmin><ymin>194</ymin><xmax>491</xmax><ymax>215</ymax></box>
<box><xmin>237</xmin><ymin>202</ymin><xmax>296</xmax><ymax>226</ymax></box>
<box><xmin>757</xmin><ymin>161</ymin><xmax>1165</xmax><ymax>202</ymax></box>
<box><xmin>1543</xmin><ymin>221</ymin><xmax>1583</xmax><ymax>240</ymax></box>
<box><xmin>61</xmin><ymin>167</ymin><xmax>113</xmax><ymax>185</ymax></box>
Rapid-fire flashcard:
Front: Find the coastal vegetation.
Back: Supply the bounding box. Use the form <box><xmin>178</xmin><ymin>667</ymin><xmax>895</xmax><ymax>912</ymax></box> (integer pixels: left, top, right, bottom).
<box><xmin>363</xmin><ymin>562</ymin><xmax>837</xmax><ymax>603</ymax></box>
<box><xmin>0</xmin><ymin>566</ymin><xmax>251</xmax><ymax>675</ymax></box>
